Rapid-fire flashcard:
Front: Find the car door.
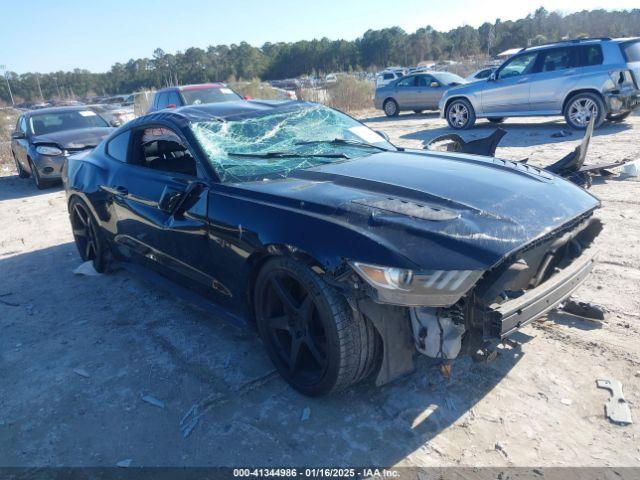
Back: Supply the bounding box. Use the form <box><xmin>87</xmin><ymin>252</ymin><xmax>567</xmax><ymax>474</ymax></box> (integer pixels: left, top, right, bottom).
<box><xmin>416</xmin><ymin>74</ymin><xmax>446</xmax><ymax>109</ymax></box>
<box><xmin>101</xmin><ymin>125</ymin><xmax>228</xmax><ymax>303</ymax></box>
<box><xmin>481</xmin><ymin>51</ymin><xmax>538</xmax><ymax>114</ymax></box>
<box><xmin>528</xmin><ymin>46</ymin><xmax>581</xmax><ymax>113</ymax></box>
<box><xmin>11</xmin><ymin>117</ymin><xmax>30</xmax><ymax>171</ymax></box>
<box><xmin>391</xmin><ymin>75</ymin><xmax>418</xmax><ymax>108</ymax></box>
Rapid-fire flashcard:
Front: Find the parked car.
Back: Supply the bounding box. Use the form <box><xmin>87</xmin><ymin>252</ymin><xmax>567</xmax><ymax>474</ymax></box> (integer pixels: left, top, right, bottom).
<box><xmin>439</xmin><ymin>37</ymin><xmax>640</xmax><ymax>129</ymax></box>
<box><xmin>88</xmin><ymin>104</ymin><xmax>135</xmax><ymax>126</ymax></box>
<box><xmin>11</xmin><ymin>106</ymin><xmax>114</xmax><ymax>188</ymax></box>
<box><xmin>62</xmin><ymin>100</ymin><xmax>601</xmax><ymax>396</ymax></box>
<box><xmin>325</xmin><ymin>73</ymin><xmax>338</xmax><ymax>85</ymax></box>
<box><xmin>375</xmin><ymin>71</ymin><xmax>467</xmax><ymax>116</ymax></box>
<box><xmin>464</xmin><ymin>67</ymin><xmax>496</xmax><ymax>82</ymax></box>
<box><xmin>375</xmin><ymin>70</ymin><xmax>403</xmax><ymax>87</ymax></box>
<box><xmin>147</xmin><ymin>83</ymin><xmax>243</xmax><ymax>113</ymax></box>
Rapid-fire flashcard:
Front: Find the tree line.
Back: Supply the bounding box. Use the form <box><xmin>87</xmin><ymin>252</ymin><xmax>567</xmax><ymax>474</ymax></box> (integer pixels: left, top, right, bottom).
<box><xmin>1</xmin><ymin>7</ymin><xmax>639</xmax><ymax>104</ymax></box>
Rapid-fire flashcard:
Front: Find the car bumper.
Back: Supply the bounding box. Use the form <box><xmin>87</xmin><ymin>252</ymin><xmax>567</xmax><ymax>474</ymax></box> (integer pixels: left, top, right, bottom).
<box><xmin>488</xmin><ymin>247</ymin><xmax>598</xmax><ymax>337</ymax></box>
<box><xmin>604</xmin><ymin>89</ymin><xmax>640</xmax><ymax>114</ymax></box>
<box><xmin>33</xmin><ymin>154</ymin><xmax>65</xmax><ymax>180</ymax></box>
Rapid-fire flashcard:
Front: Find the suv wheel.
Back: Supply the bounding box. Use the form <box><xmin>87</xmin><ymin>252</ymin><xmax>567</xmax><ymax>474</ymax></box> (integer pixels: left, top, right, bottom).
<box><xmin>446</xmin><ymin>98</ymin><xmax>476</xmax><ymax>129</ymax></box>
<box><xmin>254</xmin><ymin>256</ymin><xmax>381</xmax><ymax>396</ymax></box>
<box><xmin>383</xmin><ymin>99</ymin><xmax>399</xmax><ymax>117</ymax></box>
<box><xmin>564</xmin><ymin>93</ymin><xmax>605</xmax><ymax>129</ymax></box>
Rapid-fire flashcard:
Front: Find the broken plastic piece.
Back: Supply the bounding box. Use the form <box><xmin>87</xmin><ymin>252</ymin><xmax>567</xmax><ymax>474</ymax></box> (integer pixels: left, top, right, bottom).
<box><xmin>561</xmin><ymin>299</ymin><xmax>605</xmax><ymax>320</ymax></box>
<box><xmin>73</xmin><ymin>261</ymin><xmax>101</xmax><ymax>276</ymax></box>
<box><xmin>141</xmin><ymin>394</ymin><xmax>165</xmax><ymax>409</ymax></box>
<box><xmin>425</xmin><ymin>128</ymin><xmax>506</xmax><ymax>156</ymax></box>
<box><xmin>596</xmin><ymin>377</ymin><xmax>633</xmax><ymax>425</ymax></box>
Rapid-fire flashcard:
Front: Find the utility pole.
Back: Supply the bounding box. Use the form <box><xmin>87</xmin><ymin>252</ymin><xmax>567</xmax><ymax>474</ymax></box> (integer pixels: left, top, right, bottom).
<box><xmin>0</xmin><ymin>65</ymin><xmax>15</xmax><ymax>106</ymax></box>
<box><xmin>36</xmin><ymin>73</ymin><xmax>44</xmax><ymax>102</ymax></box>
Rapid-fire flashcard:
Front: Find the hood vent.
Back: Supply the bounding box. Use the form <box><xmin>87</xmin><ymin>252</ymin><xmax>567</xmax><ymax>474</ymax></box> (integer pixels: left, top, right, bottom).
<box><xmin>353</xmin><ymin>197</ymin><xmax>459</xmax><ymax>221</ymax></box>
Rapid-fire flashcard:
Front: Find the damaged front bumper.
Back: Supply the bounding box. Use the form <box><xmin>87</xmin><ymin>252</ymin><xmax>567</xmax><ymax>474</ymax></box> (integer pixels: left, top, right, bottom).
<box><xmin>488</xmin><ymin>246</ymin><xmax>598</xmax><ymax>337</ymax></box>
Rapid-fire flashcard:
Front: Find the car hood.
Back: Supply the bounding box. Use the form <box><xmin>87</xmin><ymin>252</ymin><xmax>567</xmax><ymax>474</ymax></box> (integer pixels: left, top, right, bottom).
<box><xmin>32</xmin><ymin>127</ymin><xmax>115</xmax><ymax>149</ymax></box>
<box><xmin>235</xmin><ymin>150</ymin><xmax>600</xmax><ymax>271</ymax></box>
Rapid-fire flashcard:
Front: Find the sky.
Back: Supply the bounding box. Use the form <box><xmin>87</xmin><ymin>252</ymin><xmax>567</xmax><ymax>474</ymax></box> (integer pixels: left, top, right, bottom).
<box><xmin>1</xmin><ymin>0</ymin><xmax>638</xmax><ymax>74</ymax></box>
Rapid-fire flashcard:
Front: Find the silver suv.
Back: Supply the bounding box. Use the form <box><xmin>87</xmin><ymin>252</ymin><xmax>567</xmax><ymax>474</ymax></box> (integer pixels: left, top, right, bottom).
<box><xmin>439</xmin><ymin>38</ymin><xmax>640</xmax><ymax>130</ymax></box>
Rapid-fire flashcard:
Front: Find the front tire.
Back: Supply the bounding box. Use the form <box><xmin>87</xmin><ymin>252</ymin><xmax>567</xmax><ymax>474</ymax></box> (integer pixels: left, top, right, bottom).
<box><xmin>564</xmin><ymin>92</ymin><xmax>605</xmax><ymax>130</ymax></box>
<box><xmin>254</xmin><ymin>257</ymin><xmax>380</xmax><ymax>396</ymax></box>
<box><xmin>28</xmin><ymin>158</ymin><xmax>48</xmax><ymax>189</ymax></box>
<box><xmin>13</xmin><ymin>152</ymin><xmax>29</xmax><ymax>178</ymax></box>
<box><xmin>446</xmin><ymin>98</ymin><xmax>476</xmax><ymax>129</ymax></box>
<box><xmin>69</xmin><ymin>197</ymin><xmax>108</xmax><ymax>273</ymax></box>
<box><xmin>383</xmin><ymin>99</ymin><xmax>399</xmax><ymax>117</ymax></box>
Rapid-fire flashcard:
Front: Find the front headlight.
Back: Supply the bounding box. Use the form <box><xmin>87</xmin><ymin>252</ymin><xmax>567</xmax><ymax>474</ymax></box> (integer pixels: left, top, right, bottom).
<box><xmin>351</xmin><ymin>261</ymin><xmax>483</xmax><ymax>307</ymax></box>
<box><xmin>36</xmin><ymin>145</ymin><xmax>63</xmax><ymax>156</ymax></box>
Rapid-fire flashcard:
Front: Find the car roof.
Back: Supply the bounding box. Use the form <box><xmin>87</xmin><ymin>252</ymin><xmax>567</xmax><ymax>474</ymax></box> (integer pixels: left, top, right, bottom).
<box><xmin>156</xmin><ymin>83</ymin><xmax>225</xmax><ymax>93</ymax></box>
<box><xmin>22</xmin><ymin>105</ymin><xmax>91</xmax><ymax>117</ymax></box>
<box><xmin>132</xmin><ymin>99</ymin><xmax>309</xmax><ymax>127</ymax></box>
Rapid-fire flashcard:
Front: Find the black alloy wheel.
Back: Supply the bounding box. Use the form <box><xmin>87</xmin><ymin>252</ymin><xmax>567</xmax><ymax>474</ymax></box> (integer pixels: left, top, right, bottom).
<box><xmin>70</xmin><ymin>198</ymin><xmax>106</xmax><ymax>273</ymax></box>
<box><xmin>254</xmin><ymin>257</ymin><xmax>380</xmax><ymax>396</ymax></box>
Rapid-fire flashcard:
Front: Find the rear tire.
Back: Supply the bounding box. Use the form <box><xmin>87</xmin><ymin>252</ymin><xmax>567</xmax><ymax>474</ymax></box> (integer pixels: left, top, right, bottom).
<box><xmin>69</xmin><ymin>197</ymin><xmax>108</xmax><ymax>273</ymax></box>
<box><xmin>13</xmin><ymin>152</ymin><xmax>29</xmax><ymax>178</ymax></box>
<box><xmin>254</xmin><ymin>256</ymin><xmax>380</xmax><ymax>396</ymax></box>
<box><xmin>383</xmin><ymin>99</ymin><xmax>399</xmax><ymax>117</ymax></box>
<box><xmin>606</xmin><ymin>111</ymin><xmax>631</xmax><ymax>123</ymax></box>
<box><xmin>488</xmin><ymin>117</ymin><xmax>505</xmax><ymax>124</ymax></box>
<box><xmin>564</xmin><ymin>92</ymin><xmax>605</xmax><ymax>130</ymax></box>
<box><xmin>446</xmin><ymin>98</ymin><xmax>476</xmax><ymax>129</ymax></box>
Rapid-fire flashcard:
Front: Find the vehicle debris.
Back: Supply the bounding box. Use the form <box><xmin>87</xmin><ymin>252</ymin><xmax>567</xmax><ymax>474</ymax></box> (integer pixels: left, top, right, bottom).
<box><xmin>73</xmin><ymin>261</ymin><xmax>102</xmax><ymax>277</ymax></box>
<box><xmin>596</xmin><ymin>377</ymin><xmax>633</xmax><ymax>425</ymax></box>
<box><xmin>425</xmin><ymin>128</ymin><xmax>506</xmax><ymax>156</ymax></box>
<box><xmin>559</xmin><ymin>299</ymin><xmax>606</xmax><ymax>321</ymax></box>
<box><xmin>560</xmin><ymin>398</ymin><xmax>573</xmax><ymax>406</ymax></box>
<box><xmin>73</xmin><ymin>368</ymin><xmax>90</xmax><ymax>378</ymax></box>
<box><xmin>551</xmin><ymin>130</ymin><xmax>573</xmax><ymax>138</ymax></box>
<box><xmin>180</xmin><ymin>403</ymin><xmax>200</xmax><ymax>439</ymax></box>
<box><xmin>141</xmin><ymin>394</ymin><xmax>165</xmax><ymax>409</ymax></box>
<box><xmin>116</xmin><ymin>459</ymin><xmax>132</xmax><ymax>468</ymax></box>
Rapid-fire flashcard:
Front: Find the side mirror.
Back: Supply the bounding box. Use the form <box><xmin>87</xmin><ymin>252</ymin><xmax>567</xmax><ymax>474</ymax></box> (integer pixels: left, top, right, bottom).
<box><xmin>158</xmin><ymin>188</ymin><xmax>184</xmax><ymax>214</ymax></box>
<box><xmin>110</xmin><ymin>119</ymin><xmax>122</xmax><ymax>127</ymax></box>
<box><xmin>430</xmin><ymin>81</ymin><xmax>440</xmax><ymax>88</ymax></box>
<box><xmin>11</xmin><ymin>131</ymin><xmax>25</xmax><ymax>140</ymax></box>
<box><xmin>375</xmin><ymin>130</ymin><xmax>390</xmax><ymax>142</ymax></box>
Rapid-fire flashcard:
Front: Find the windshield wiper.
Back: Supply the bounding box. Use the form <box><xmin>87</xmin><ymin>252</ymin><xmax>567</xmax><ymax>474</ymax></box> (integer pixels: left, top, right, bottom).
<box><xmin>227</xmin><ymin>151</ymin><xmax>349</xmax><ymax>159</ymax></box>
<box><xmin>295</xmin><ymin>138</ymin><xmax>395</xmax><ymax>152</ymax></box>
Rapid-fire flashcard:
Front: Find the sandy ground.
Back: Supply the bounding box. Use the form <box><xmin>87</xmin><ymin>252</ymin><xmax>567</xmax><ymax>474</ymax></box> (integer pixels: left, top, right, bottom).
<box><xmin>1</xmin><ymin>112</ymin><xmax>639</xmax><ymax>468</ymax></box>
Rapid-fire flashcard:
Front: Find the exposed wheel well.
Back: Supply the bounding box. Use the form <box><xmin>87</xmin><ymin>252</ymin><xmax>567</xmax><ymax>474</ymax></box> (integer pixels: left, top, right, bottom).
<box><xmin>562</xmin><ymin>89</ymin><xmax>605</xmax><ymax>114</ymax></box>
<box><xmin>443</xmin><ymin>96</ymin><xmax>470</xmax><ymax>113</ymax></box>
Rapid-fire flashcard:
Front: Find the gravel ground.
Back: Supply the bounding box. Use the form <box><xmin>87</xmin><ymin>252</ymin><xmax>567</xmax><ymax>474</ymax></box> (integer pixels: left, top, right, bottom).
<box><xmin>0</xmin><ymin>112</ymin><xmax>639</xmax><ymax>467</ymax></box>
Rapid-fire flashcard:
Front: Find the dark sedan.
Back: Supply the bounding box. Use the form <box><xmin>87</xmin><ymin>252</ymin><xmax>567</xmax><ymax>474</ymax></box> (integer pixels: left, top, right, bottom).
<box><xmin>11</xmin><ymin>106</ymin><xmax>115</xmax><ymax>188</ymax></box>
<box><xmin>62</xmin><ymin>100</ymin><xmax>602</xmax><ymax>396</ymax></box>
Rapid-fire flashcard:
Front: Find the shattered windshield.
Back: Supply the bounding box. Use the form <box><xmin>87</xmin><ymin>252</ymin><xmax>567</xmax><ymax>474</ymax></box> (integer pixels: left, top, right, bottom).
<box><xmin>190</xmin><ymin>105</ymin><xmax>394</xmax><ymax>182</ymax></box>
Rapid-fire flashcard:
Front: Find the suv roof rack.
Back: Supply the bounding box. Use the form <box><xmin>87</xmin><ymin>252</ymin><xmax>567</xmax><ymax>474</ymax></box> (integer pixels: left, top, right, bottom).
<box><xmin>520</xmin><ymin>37</ymin><xmax>612</xmax><ymax>52</ymax></box>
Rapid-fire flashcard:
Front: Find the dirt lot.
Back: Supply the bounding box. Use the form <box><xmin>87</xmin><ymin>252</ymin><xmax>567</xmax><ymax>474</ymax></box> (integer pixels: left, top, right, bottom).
<box><xmin>1</xmin><ymin>112</ymin><xmax>639</xmax><ymax>468</ymax></box>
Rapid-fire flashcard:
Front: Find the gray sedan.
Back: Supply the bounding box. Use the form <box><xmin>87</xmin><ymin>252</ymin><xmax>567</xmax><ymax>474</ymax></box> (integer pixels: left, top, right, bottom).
<box><xmin>374</xmin><ymin>72</ymin><xmax>467</xmax><ymax>117</ymax></box>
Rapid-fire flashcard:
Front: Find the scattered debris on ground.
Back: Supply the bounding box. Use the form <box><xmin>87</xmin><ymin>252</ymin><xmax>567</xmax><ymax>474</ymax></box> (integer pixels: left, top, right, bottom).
<box><xmin>596</xmin><ymin>377</ymin><xmax>633</xmax><ymax>425</ymax></box>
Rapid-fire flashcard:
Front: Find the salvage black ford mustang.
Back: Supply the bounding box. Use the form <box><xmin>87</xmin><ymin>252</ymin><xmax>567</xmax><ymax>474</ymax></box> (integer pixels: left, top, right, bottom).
<box><xmin>62</xmin><ymin>100</ymin><xmax>602</xmax><ymax>396</ymax></box>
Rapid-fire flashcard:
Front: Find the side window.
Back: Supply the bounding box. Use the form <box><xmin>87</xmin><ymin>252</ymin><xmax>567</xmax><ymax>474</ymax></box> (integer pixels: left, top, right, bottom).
<box><xmin>537</xmin><ymin>47</ymin><xmax>576</xmax><ymax>72</ymax></box>
<box><xmin>396</xmin><ymin>76</ymin><xmax>416</xmax><ymax>87</ymax></box>
<box><xmin>167</xmin><ymin>91</ymin><xmax>181</xmax><ymax>107</ymax></box>
<box><xmin>132</xmin><ymin>127</ymin><xmax>198</xmax><ymax>177</ymax></box>
<box><xmin>498</xmin><ymin>52</ymin><xmax>538</xmax><ymax>79</ymax></box>
<box><xmin>106</xmin><ymin>130</ymin><xmax>131</xmax><ymax>162</ymax></box>
<box><xmin>477</xmin><ymin>69</ymin><xmax>493</xmax><ymax>79</ymax></box>
<box><xmin>383</xmin><ymin>73</ymin><xmax>394</xmax><ymax>80</ymax></box>
<box><xmin>19</xmin><ymin>117</ymin><xmax>28</xmax><ymax>134</ymax></box>
<box><xmin>416</xmin><ymin>75</ymin><xmax>435</xmax><ymax>87</ymax></box>
<box><xmin>155</xmin><ymin>92</ymin><xmax>170</xmax><ymax>109</ymax></box>
<box><xmin>578</xmin><ymin>45</ymin><xmax>604</xmax><ymax>66</ymax></box>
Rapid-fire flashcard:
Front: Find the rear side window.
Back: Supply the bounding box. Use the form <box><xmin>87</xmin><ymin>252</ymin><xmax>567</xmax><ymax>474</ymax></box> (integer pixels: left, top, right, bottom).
<box><xmin>537</xmin><ymin>47</ymin><xmax>576</xmax><ymax>72</ymax></box>
<box><xmin>106</xmin><ymin>130</ymin><xmax>131</xmax><ymax>162</ymax></box>
<box><xmin>621</xmin><ymin>41</ymin><xmax>640</xmax><ymax>62</ymax></box>
<box><xmin>155</xmin><ymin>92</ymin><xmax>170</xmax><ymax>109</ymax></box>
<box><xmin>577</xmin><ymin>45</ymin><xmax>604</xmax><ymax>66</ymax></box>
<box><xmin>396</xmin><ymin>76</ymin><xmax>416</xmax><ymax>87</ymax></box>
